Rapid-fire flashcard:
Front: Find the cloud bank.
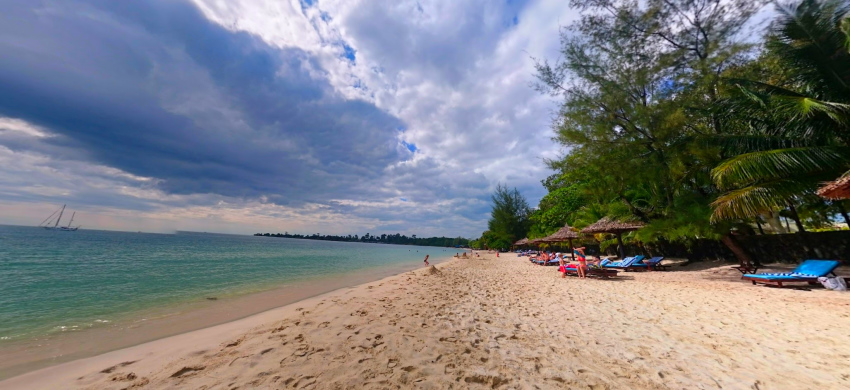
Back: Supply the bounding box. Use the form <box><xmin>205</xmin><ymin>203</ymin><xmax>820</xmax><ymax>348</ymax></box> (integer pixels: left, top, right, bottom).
<box><xmin>0</xmin><ymin>0</ymin><xmax>576</xmax><ymax>237</ymax></box>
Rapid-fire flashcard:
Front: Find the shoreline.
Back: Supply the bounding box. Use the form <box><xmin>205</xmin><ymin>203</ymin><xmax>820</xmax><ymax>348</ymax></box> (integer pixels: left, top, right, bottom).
<box><xmin>4</xmin><ymin>252</ymin><xmax>848</xmax><ymax>389</ymax></box>
<box><xmin>0</xmin><ymin>258</ymin><xmax>459</xmax><ymax>389</ymax></box>
<box><xmin>0</xmin><ymin>252</ymin><xmax>456</xmax><ymax>381</ymax></box>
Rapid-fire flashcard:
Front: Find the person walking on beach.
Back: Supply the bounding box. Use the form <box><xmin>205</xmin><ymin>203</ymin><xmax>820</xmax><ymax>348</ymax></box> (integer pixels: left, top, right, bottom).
<box><xmin>424</xmin><ymin>254</ymin><xmax>430</xmax><ymax>267</ymax></box>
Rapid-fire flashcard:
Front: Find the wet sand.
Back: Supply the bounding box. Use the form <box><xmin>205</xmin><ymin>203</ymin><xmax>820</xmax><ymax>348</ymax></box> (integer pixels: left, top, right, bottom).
<box><xmin>2</xmin><ymin>253</ymin><xmax>849</xmax><ymax>389</ymax></box>
<box><xmin>0</xmin><ymin>258</ymin><xmax>451</xmax><ymax>380</ymax></box>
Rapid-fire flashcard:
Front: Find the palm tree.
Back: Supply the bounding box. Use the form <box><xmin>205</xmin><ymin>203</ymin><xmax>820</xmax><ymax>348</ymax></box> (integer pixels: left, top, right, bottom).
<box><xmin>710</xmin><ymin>0</ymin><xmax>850</xmax><ymax>223</ymax></box>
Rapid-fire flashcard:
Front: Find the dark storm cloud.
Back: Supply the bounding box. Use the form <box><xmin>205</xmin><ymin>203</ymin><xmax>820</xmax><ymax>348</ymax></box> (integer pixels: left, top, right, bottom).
<box><xmin>0</xmin><ymin>0</ymin><xmax>405</xmax><ymax>205</ymax></box>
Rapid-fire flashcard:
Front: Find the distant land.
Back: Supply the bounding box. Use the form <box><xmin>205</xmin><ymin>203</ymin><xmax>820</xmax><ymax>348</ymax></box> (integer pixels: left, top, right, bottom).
<box><xmin>254</xmin><ymin>232</ymin><xmax>469</xmax><ymax>248</ymax></box>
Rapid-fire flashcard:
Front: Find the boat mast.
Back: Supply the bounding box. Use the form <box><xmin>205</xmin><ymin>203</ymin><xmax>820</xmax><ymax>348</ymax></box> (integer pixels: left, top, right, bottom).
<box><xmin>38</xmin><ymin>208</ymin><xmax>60</xmax><ymax>227</ymax></box>
<box><xmin>67</xmin><ymin>212</ymin><xmax>75</xmax><ymax>228</ymax></box>
<box><xmin>54</xmin><ymin>205</ymin><xmax>66</xmax><ymax>228</ymax></box>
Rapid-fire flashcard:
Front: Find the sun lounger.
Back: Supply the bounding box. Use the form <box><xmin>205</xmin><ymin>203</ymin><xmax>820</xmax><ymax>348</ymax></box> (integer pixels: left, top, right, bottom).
<box><xmin>742</xmin><ymin>260</ymin><xmax>841</xmax><ymax>287</ymax></box>
<box><xmin>602</xmin><ymin>257</ymin><xmax>633</xmax><ymax>268</ymax></box>
<box><xmin>625</xmin><ymin>256</ymin><xmax>666</xmax><ymax>271</ymax></box>
<box><xmin>731</xmin><ymin>262</ymin><xmax>759</xmax><ymax>276</ymax></box>
<box><xmin>563</xmin><ymin>264</ymin><xmax>618</xmax><ymax>278</ymax></box>
<box><xmin>604</xmin><ymin>256</ymin><xmax>644</xmax><ymax>269</ymax></box>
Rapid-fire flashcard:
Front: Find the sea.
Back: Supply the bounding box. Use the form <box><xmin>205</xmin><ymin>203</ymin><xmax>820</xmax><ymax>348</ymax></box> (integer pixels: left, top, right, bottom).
<box><xmin>0</xmin><ymin>225</ymin><xmax>457</xmax><ymax>378</ymax></box>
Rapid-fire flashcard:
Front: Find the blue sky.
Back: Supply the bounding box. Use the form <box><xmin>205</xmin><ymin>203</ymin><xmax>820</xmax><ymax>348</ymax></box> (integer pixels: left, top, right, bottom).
<box><xmin>0</xmin><ymin>0</ymin><xmax>575</xmax><ymax>237</ymax></box>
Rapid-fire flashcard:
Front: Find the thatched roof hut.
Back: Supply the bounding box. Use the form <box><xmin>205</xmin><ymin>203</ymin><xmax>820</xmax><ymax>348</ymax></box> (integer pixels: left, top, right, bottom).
<box><xmin>541</xmin><ymin>224</ymin><xmax>580</xmax><ymax>260</ymax></box>
<box><xmin>580</xmin><ymin>217</ymin><xmax>645</xmax><ymax>234</ymax></box>
<box><xmin>817</xmin><ymin>175</ymin><xmax>850</xmax><ymax>200</ymax></box>
<box><xmin>545</xmin><ymin>224</ymin><xmax>580</xmax><ymax>241</ymax></box>
<box><xmin>513</xmin><ymin>238</ymin><xmax>529</xmax><ymax>246</ymax></box>
<box><xmin>580</xmin><ymin>217</ymin><xmax>645</xmax><ymax>259</ymax></box>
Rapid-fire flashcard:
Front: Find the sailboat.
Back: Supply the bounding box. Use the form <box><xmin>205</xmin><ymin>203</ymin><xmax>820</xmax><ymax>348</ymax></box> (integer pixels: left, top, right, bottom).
<box><xmin>39</xmin><ymin>205</ymin><xmax>81</xmax><ymax>231</ymax></box>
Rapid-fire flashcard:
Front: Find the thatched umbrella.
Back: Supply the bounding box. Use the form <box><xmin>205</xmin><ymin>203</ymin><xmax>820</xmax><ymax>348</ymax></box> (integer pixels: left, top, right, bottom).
<box><xmin>528</xmin><ymin>238</ymin><xmax>547</xmax><ymax>251</ymax></box>
<box><xmin>512</xmin><ymin>238</ymin><xmax>528</xmax><ymax>251</ymax></box>
<box><xmin>542</xmin><ymin>224</ymin><xmax>580</xmax><ymax>261</ymax></box>
<box><xmin>817</xmin><ymin>175</ymin><xmax>850</xmax><ymax>200</ymax></box>
<box><xmin>580</xmin><ymin>217</ymin><xmax>645</xmax><ymax>259</ymax></box>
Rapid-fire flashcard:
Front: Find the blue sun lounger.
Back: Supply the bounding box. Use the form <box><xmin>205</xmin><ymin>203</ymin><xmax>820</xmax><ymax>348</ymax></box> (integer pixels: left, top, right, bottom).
<box><xmin>742</xmin><ymin>260</ymin><xmax>840</xmax><ymax>287</ymax></box>
<box><xmin>532</xmin><ymin>256</ymin><xmax>550</xmax><ymax>265</ymax></box>
<box><xmin>602</xmin><ymin>257</ymin><xmax>632</xmax><ymax>268</ymax></box>
<box><xmin>604</xmin><ymin>256</ymin><xmax>644</xmax><ymax>269</ymax></box>
<box><xmin>626</xmin><ymin>256</ymin><xmax>666</xmax><ymax>271</ymax></box>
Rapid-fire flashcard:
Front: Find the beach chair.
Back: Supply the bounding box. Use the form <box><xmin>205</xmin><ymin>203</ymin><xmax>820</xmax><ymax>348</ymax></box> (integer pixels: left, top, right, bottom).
<box><xmin>731</xmin><ymin>261</ymin><xmax>759</xmax><ymax>276</ymax></box>
<box><xmin>742</xmin><ymin>260</ymin><xmax>841</xmax><ymax>287</ymax></box>
<box><xmin>602</xmin><ymin>257</ymin><xmax>633</xmax><ymax>268</ymax></box>
<box><xmin>604</xmin><ymin>256</ymin><xmax>644</xmax><ymax>269</ymax></box>
<box><xmin>626</xmin><ymin>256</ymin><xmax>666</xmax><ymax>271</ymax></box>
<box><xmin>563</xmin><ymin>263</ymin><xmax>619</xmax><ymax>278</ymax></box>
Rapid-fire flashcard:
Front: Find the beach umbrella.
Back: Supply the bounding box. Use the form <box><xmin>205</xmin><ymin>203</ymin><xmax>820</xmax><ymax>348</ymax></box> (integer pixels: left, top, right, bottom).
<box><xmin>580</xmin><ymin>217</ymin><xmax>645</xmax><ymax>260</ymax></box>
<box><xmin>817</xmin><ymin>175</ymin><xmax>850</xmax><ymax>200</ymax></box>
<box><xmin>529</xmin><ymin>238</ymin><xmax>547</xmax><ymax>250</ymax></box>
<box><xmin>511</xmin><ymin>238</ymin><xmax>528</xmax><ymax>251</ymax></box>
<box><xmin>542</xmin><ymin>224</ymin><xmax>580</xmax><ymax>261</ymax></box>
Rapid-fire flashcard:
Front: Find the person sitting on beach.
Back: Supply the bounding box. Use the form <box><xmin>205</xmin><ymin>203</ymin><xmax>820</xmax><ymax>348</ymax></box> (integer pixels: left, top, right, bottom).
<box><xmin>558</xmin><ymin>254</ymin><xmax>568</xmax><ymax>278</ymax></box>
<box><xmin>574</xmin><ymin>247</ymin><xmax>588</xmax><ymax>278</ymax></box>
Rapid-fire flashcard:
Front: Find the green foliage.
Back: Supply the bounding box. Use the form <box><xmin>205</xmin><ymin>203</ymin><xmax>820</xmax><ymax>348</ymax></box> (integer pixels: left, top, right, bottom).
<box><xmin>710</xmin><ymin>0</ymin><xmax>850</xmax><ymax>221</ymax></box>
<box><xmin>482</xmin><ymin>184</ymin><xmax>531</xmax><ymax>249</ymax></box>
<box><xmin>529</xmin><ymin>182</ymin><xmax>587</xmax><ymax>236</ymax></box>
<box><xmin>254</xmin><ymin>232</ymin><xmax>470</xmax><ymax>247</ymax></box>
<box><xmin>530</xmin><ymin>0</ymin><xmax>767</xmax><ymax>246</ymax></box>
<box><xmin>484</xmin><ymin>1</ymin><xmax>850</xmax><ymax>255</ymax></box>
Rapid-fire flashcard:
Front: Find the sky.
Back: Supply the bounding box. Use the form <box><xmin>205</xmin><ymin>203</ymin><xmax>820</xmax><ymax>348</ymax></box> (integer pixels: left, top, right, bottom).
<box><xmin>0</xmin><ymin>0</ymin><xmax>579</xmax><ymax>237</ymax></box>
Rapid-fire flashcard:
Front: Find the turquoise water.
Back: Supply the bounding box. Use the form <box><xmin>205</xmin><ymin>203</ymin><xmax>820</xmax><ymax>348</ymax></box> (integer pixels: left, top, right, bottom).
<box><xmin>0</xmin><ymin>225</ymin><xmax>453</xmax><ymax>343</ymax></box>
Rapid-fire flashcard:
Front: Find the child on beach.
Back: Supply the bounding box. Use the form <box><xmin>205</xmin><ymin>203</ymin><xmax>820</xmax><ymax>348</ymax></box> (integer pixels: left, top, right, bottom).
<box><xmin>424</xmin><ymin>255</ymin><xmax>429</xmax><ymax>266</ymax></box>
<box><xmin>558</xmin><ymin>254</ymin><xmax>568</xmax><ymax>278</ymax></box>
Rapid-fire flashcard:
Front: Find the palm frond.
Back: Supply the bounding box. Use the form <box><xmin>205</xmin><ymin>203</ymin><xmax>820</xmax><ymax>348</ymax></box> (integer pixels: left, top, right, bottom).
<box><xmin>726</xmin><ymin>79</ymin><xmax>850</xmax><ymax>124</ymax></box>
<box><xmin>712</xmin><ymin>146</ymin><xmax>850</xmax><ymax>190</ymax></box>
<box><xmin>693</xmin><ymin>134</ymin><xmax>813</xmax><ymax>155</ymax></box>
<box><xmin>771</xmin><ymin>0</ymin><xmax>850</xmax><ymax>95</ymax></box>
<box><xmin>771</xmin><ymin>94</ymin><xmax>850</xmax><ymax>123</ymax></box>
<box><xmin>710</xmin><ymin>179</ymin><xmax>809</xmax><ymax>221</ymax></box>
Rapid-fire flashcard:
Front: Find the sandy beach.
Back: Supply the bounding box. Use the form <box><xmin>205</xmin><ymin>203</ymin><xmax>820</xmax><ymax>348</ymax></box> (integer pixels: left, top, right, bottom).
<box><xmin>3</xmin><ymin>252</ymin><xmax>849</xmax><ymax>389</ymax></box>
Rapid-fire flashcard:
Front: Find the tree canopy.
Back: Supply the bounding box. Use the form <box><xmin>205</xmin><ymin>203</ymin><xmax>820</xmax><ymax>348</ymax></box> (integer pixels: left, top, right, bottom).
<box><xmin>477</xmin><ymin>184</ymin><xmax>532</xmax><ymax>250</ymax></box>
<box><xmin>484</xmin><ymin>0</ymin><xmax>850</xmax><ymax>259</ymax></box>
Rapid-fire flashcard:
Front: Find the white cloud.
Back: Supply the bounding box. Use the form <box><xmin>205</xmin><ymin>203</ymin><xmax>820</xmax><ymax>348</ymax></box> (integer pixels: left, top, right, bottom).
<box><xmin>0</xmin><ymin>0</ymin><xmax>581</xmax><ymax>238</ymax></box>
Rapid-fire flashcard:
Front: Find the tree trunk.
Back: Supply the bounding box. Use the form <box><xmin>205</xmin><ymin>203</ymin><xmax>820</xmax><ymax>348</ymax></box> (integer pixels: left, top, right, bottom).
<box><xmin>787</xmin><ymin>203</ymin><xmax>806</xmax><ymax>233</ymax></box>
<box><xmin>837</xmin><ymin>201</ymin><xmax>850</xmax><ymax>228</ymax></box>
<box><xmin>755</xmin><ymin>218</ymin><xmax>765</xmax><ymax>235</ymax></box>
<box><xmin>720</xmin><ymin>234</ymin><xmax>757</xmax><ymax>266</ymax></box>
<box><xmin>616</xmin><ymin>233</ymin><xmax>626</xmax><ymax>259</ymax></box>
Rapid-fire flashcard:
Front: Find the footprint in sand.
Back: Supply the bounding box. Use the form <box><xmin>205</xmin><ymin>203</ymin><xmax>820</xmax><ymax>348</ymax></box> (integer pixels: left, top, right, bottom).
<box><xmin>170</xmin><ymin>365</ymin><xmax>205</xmax><ymax>378</ymax></box>
<box><xmin>100</xmin><ymin>361</ymin><xmax>137</xmax><ymax>374</ymax></box>
<box><xmin>224</xmin><ymin>337</ymin><xmax>244</xmax><ymax>348</ymax></box>
<box><xmin>108</xmin><ymin>372</ymin><xmax>137</xmax><ymax>382</ymax></box>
